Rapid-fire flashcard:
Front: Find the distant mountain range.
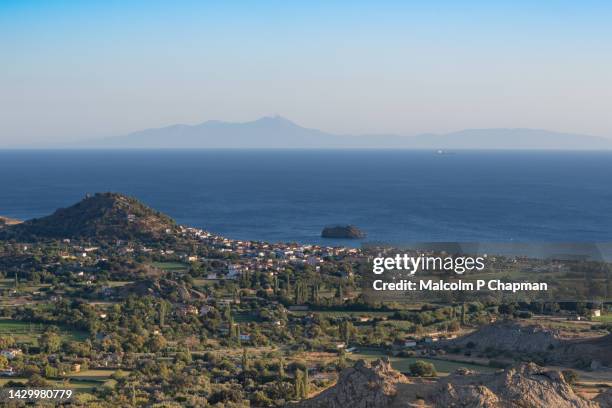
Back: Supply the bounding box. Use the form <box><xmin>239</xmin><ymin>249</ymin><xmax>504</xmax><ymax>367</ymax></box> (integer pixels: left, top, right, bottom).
<box><xmin>77</xmin><ymin>116</ymin><xmax>612</xmax><ymax>150</ymax></box>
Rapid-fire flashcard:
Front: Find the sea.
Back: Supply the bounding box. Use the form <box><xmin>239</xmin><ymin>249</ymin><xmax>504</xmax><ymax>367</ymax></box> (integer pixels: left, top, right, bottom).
<box><xmin>1</xmin><ymin>149</ymin><xmax>612</xmax><ymax>247</ymax></box>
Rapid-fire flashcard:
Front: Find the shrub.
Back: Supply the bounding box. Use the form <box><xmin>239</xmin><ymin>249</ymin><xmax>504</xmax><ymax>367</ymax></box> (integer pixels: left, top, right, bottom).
<box><xmin>409</xmin><ymin>360</ymin><xmax>437</xmax><ymax>377</ymax></box>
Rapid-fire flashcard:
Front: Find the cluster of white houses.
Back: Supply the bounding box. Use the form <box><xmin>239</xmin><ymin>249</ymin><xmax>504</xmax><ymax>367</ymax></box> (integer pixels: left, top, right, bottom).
<box><xmin>179</xmin><ymin>226</ymin><xmax>362</xmax><ymax>279</ymax></box>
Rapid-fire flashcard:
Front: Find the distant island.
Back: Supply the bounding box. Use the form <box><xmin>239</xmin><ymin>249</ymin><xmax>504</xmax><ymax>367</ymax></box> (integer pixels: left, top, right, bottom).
<box><xmin>72</xmin><ymin>116</ymin><xmax>612</xmax><ymax>150</ymax></box>
<box><xmin>321</xmin><ymin>225</ymin><xmax>366</xmax><ymax>239</ymax></box>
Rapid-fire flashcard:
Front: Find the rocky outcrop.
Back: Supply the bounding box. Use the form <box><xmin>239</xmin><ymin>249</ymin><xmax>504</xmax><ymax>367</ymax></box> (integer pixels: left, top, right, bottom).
<box><xmin>432</xmin><ymin>363</ymin><xmax>597</xmax><ymax>408</ymax></box>
<box><xmin>293</xmin><ymin>360</ymin><xmax>603</xmax><ymax>408</ymax></box>
<box><xmin>321</xmin><ymin>225</ymin><xmax>366</xmax><ymax>239</ymax></box>
<box><xmin>291</xmin><ymin>359</ymin><xmax>408</xmax><ymax>408</ymax></box>
<box><xmin>449</xmin><ymin>321</ymin><xmax>562</xmax><ymax>353</ymax></box>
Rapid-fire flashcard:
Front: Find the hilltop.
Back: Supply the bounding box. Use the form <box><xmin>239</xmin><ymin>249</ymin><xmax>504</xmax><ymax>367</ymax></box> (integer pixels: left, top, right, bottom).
<box><xmin>290</xmin><ymin>359</ymin><xmax>409</xmax><ymax>408</ymax></box>
<box><xmin>76</xmin><ymin>116</ymin><xmax>612</xmax><ymax>150</ymax></box>
<box><xmin>1</xmin><ymin>192</ymin><xmax>178</xmax><ymax>242</ymax></box>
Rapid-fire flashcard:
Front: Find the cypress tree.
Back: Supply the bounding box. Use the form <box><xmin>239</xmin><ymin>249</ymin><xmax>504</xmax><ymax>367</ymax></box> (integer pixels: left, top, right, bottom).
<box><xmin>242</xmin><ymin>348</ymin><xmax>249</xmax><ymax>371</ymax></box>
<box><xmin>294</xmin><ymin>369</ymin><xmax>303</xmax><ymax>399</ymax></box>
<box><xmin>279</xmin><ymin>358</ymin><xmax>285</xmax><ymax>379</ymax></box>
<box><xmin>302</xmin><ymin>367</ymin><xmax>309</xmax><ymax>397</ymax></box>
<box><xmin>159</xmin><ymin>301</ymin><xmax>166</xmax><ymax>327</ymax></box>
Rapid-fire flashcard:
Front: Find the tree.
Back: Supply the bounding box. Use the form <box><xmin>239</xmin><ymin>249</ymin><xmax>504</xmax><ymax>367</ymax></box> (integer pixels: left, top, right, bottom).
<box><xmin>39</xmin><ymin>332</ymin><xmax>61</xmax><ymax>353</ymax></box>
<box><xmin>339</xmin><ymin>321</ymin><xmax>354</xmax><ymax>345</ymax></box>
<box><xmin>0</xmin><ymin>335</ymin><xmax>15</xmax><ymax>349</ymax></box>
<box><xmin>147</xmin><ymin>334</ymin><xmax>167</xmax><ymax>352</ymax></box>
<box><xmin>302</xmin><ymin>367</ymin><xmax>309</xmax><ymax>397</ymax></box>
<box><xmin>499</xmin><ymin>303</ymin><xmax>516</xmax><ymax>315</ymax></box>
<box><xmin>294</xmin><ymin>369</ymin><xmax>304</xmax><ymax>399</ymax></box>
<box><xmin>159</xmin><ymin>301</ymin><xmax>167</xmax><ymax>327</ymax></box>
<box><xmin>0</xmin><ymin>355</ymin><xmax>8</xmax><ymax>369</ymax></box>
<box><xmin>278</xmin><ymin>358</ymin><xmax>285</xmax><ymax>379</ymax></box>
<box><xmin>338</xmin><ymin>350</ymin><xmax>347</xmax><ymax>370</ymax></box>
<box><xmin>27</xmin><ymin>374</ymin><xmax>50</xmax><ymax>387</ymax></box>
<box><xmin>242</xmin><ymin>348</ymin><xmax>249</xmax><ymax>372</ymax></box>
<box><xmin>409</xmin><ymin>360</ymin><xmax>437</xmax><ymax>377</ymax></box>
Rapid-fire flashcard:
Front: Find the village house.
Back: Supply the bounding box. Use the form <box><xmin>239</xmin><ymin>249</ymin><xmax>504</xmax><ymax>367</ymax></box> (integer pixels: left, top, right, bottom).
<box><xmin>0</xmin><ymin>367</ymin><xmax>15</xmax><ymax>376</ymax></box>
<box><xmin>176</xmin><ymin>305</ymin><xmax>198</xmax><ymax>316</ymax></box>
<box><xmin>1</xmin><ymin>348</ymin><xmax>23</xmax><ymax>360</ymax></box>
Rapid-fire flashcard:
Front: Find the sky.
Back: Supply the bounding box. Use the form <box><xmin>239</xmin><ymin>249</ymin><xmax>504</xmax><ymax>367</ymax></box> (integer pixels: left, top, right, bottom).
<box><xmin>1</xmin><ymin>0</ymin><xmax>611</xmax><ymax>147</ymax></box>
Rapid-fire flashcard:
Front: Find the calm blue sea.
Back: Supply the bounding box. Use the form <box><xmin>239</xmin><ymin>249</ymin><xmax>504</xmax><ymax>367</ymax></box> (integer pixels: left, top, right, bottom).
<box><xmin>1</xmin><ymin>149</ymin><xmax>612</xmax><ymax>245</ymax></box>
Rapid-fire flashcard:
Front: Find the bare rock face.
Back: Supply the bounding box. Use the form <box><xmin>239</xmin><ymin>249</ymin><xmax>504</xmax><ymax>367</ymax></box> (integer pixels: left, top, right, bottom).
<box><xmin>291</xmin><ymin>359</ymin><xmax>409</xmax><ymax>408</ymax></box>
<box><xmin>293</xmin><ymin>360</ymin><xmax>603</xmax><ymax>408</ymax></box>
<box><xmin>431</xmin><ymin>363</ymin><xmax>598</xmax><ymax>408</ymax></box>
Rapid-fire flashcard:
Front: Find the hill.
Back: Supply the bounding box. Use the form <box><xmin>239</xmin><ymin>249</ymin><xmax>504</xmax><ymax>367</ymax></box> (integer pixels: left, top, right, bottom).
<box><xmin>448</xmin><ymin>321</ymin><xmax>612</xmax><ymax>368</ymax></box>
<box><xmin>1</xmin><ymin>192</ymin><xmax>178</xmax><ymax>242</ymax></box>
<box><xmin>292</xmin><ymin>359</ymin><xmax>600</xmax><ymax>408</ymax></box>
<box><xmin>290</xmin><ymin>359</ymin><xmax>409</xmax><ymax>408</ymax></box>
<box><xmin>76</xmin><ymin>116</ymin><xmax>612</xmax><ymax>150</ymax></box>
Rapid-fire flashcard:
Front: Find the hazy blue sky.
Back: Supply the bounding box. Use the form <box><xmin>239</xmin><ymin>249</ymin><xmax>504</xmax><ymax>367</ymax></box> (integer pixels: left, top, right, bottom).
<box><xmin>1</xmin><ymin>0</ymin><xmax>611</xmax><ymax>146</ymax></box>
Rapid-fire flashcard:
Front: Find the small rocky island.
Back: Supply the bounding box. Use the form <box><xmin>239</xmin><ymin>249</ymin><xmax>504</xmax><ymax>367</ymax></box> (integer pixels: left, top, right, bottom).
<box><xmin>321</xmin><ymin>224</ymin><xmax>366</xmax><ymax>239</ymax></box>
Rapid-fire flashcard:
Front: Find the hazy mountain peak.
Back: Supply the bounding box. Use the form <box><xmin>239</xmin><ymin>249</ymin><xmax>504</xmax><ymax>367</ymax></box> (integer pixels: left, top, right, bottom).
<box><xmin>253</xmin><ymin>114</ymin><xmax>295</xmax><ymax>124</ymax></box>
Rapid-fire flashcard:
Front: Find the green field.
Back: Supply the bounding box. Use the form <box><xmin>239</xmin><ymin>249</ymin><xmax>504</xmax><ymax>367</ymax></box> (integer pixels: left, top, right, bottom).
<box><xmin>152</xmin><ymin>261</ymin><xmax>189</xmax><ymax>271</ymax></box>
<box><xmin>0</xmin><ymin>319</ymin><xmax>88</xmax><ymax>344</ymax></box>
<box><xmin>0</xmin><ymin>369</ymin><xmax>122</xmax><ymax>395</ymax></box>
<box><xmin>0</xmin><ymin>277</ymin><xmax>51</xmax><ymax>293</ymax></box>
<box><xmin>68</xmin><ymin>369</ymin><xmax>118</xmax><ymax>381</ymax></box>
<box><xmin>0</xmin><ymin>377</ymin><xmax>102</xmax><ymax>393</ymax></box>
<box><xmin>193</xmin><ymin>278</ymin><xmax>221</xmax><ymax>286</ymax></box>
<box><xmin>290</xmin><ymin>310</ymin><xmax>396</xmax><ymax>318</ymax></box>
<box><xmin>106</xmin><ymin>280</ymin><xmax>133</xmax><ymax>288</ymax></box>
<box><xmin>352</xmin><ymin>348</ymin><xmax>495</xmax><ymax>375</ymax></box>
<box><xmin>593</xmin><ymin>314</ymin><xmax>612</xmax><ymax>323</ymax></box>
